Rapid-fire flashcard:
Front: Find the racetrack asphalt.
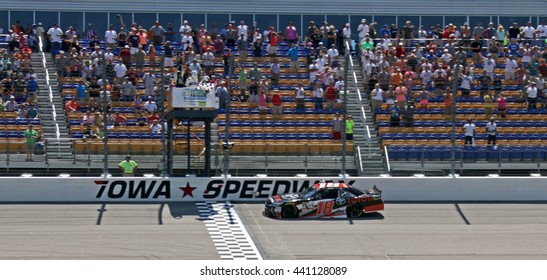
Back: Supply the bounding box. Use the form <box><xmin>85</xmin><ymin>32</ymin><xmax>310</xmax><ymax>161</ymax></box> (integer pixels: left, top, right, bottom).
<box><xmin>1</xmin><ymin>203</ymin><xmax>547</xmax><ymax>259</ymax></box>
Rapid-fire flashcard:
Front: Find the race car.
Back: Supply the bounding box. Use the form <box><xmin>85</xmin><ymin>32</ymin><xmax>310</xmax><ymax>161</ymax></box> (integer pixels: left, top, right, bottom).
<box><xmin>263</xmin><ymin>182</ymin><xmax>384</xmax><ymax>219</ymax></box>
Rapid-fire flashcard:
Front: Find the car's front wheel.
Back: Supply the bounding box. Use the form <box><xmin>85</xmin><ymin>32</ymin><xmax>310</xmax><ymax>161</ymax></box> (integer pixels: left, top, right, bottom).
<box><xmin>346</xmin><ymin>204</ymin><xmax>363</xmax><ymax>218</ymax></box>
<box><xmin>281</xmin><ymin>204</ymin><xmax>299</xmax><ymax>218</ymax></box>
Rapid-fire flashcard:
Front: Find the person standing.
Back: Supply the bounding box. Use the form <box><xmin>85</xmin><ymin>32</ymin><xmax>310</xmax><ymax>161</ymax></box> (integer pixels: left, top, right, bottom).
<box><xmin>119</xmin><ymin>155</ymin><xmax>138</xmax><ymax>177</ymax></box>
<box><xmin>46</xmin><ymin>23</ymin><xmax>63</xmax><ymax>57</ymax></box>
<box><xmin>104</xmin><ymin>24</ymin><xmax>118</xmax><ymax>50</ymax></box>
<box><xmin>463</xmin><ymin>118</ymin><xmax>476</xmax><ymax>146</ymax></box>
<box><xmin>24</xmin><ymin>124</ymin><xmax>37</xmax><ymax>161</ymax></box>
<box><xmin>149</xmin><ymin>21</ymin><xmax>166</xmax><ymax>46</ymax></box>
<box><xmin>526</xmin><ymin>81</ymin><xmax>538</xmax><ymax>110</ymax></box>
<box><xmin>345</xmin><ymin>115</ymin><xmax>354</xmax><ymax>140</ymax></box>
<box><xmin>485</xmin><ymin>117</ymin><xmax>497</xmax><ymax>148</ymax></box>
<box><xmin>331</xmin><ymin>112</ymin><xmax>342</xmax><ymax>140</ymax></box>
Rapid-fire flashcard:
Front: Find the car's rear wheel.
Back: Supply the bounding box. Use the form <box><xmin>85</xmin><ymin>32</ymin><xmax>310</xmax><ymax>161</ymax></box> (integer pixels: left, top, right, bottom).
<box><xmin>346</xmin><ymin>204</ymin><xmax>363</xmax><ymax>218</ymax></box>
<box><xmin>281</xmin><ymin>204</ymin><xmax>298</xmax><ymax>218</ymax></box>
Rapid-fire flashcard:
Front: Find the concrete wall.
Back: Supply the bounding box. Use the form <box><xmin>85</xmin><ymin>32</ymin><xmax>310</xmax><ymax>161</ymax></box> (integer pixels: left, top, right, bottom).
<box><xmin>0</xmin><ymin>176</ymin><xmax>545</xmax><ymax>203</ymax></box>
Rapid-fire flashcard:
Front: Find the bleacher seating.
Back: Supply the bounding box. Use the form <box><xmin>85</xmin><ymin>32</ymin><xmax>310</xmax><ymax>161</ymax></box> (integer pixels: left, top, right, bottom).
<box><xmin>58</xmin><ymin>40</ymin><xmax>349</xmax><ymax>156</ymax></box>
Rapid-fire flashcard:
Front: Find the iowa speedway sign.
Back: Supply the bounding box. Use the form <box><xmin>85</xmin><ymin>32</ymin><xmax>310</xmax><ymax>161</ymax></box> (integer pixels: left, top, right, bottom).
<box><xmin>0</xmin><ymin>177</ymin><xmax>358</xmax><ymax>202</ymax></box>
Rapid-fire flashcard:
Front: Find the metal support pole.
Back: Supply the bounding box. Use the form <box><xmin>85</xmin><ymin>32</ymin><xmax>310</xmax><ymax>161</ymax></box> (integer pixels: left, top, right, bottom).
<box><xmin>187</xmin><ymin>121</ymin><xmax>191</xmax><ymax>174</ymax></box>
<box><xmin>167</xmin><ymin>121</ymin><xmax>174</xmax><ymax>176</ymax></box>
<box><xmin>205</xmin><ymin>120</ymin><xmax>211</xmax><ymax>176</ymax></box>
<box><xmin>159</xmin><ymin>54</ymin><xmax>168</xmax><ymax>177</ymax></box>
<box><xmin>223</xmin><ymin>56</ymin><xmax>234</xmax><ymax>177</ymax></box>
<box><xmin>341</xmin><ymin>41</ymin><xmax>350</xmax><ymax>177</ymax></box>
<box><xmin>101</xmin><ymin>53</ymin><xmax>109</xmax><ymax>177</ymax></box>
<box><xmin>450</xmin><ymin>57</ymin><xmax>461</xmax><ymax>177</ymax></box>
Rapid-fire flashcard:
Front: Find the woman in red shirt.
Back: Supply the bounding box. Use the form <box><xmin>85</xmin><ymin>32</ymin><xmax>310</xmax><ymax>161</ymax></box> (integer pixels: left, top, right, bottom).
<box><xmin>271</xmin><ymin>90</ymin><xmax>283</xmax><ymax>119</ymax></box>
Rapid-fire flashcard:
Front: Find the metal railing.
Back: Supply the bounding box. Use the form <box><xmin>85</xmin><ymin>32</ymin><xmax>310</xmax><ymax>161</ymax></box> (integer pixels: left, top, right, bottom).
<box><xmin>0</xmin><ymin>140</ymin><xmax>357</xmax><ymax>176</ymax></box>
<box><xmin>384</xmin><ymin>145</ymin><xmax>546</xmax><ymax>176</ymax></box>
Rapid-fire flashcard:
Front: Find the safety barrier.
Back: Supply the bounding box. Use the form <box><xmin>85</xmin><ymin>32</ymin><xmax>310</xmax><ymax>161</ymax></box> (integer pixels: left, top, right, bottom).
<box><xmin>0</xmin><ymin>176</ymin><xmax>545</xmax><ymax>202</ymax></box>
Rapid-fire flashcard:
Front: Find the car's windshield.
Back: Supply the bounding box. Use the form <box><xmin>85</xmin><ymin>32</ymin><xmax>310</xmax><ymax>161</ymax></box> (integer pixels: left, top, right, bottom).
<box><xmin>301</xmin><ymin>186</ymin><xmax>319</xmax><ymax>198</ymax></box>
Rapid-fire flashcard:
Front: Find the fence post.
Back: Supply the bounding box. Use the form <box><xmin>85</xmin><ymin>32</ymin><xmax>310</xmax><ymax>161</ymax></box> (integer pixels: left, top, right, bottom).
<box><xmin>6</xmin><ymin>141</ymin><xmax>10</xmax><ymax>167</ymax></box>
<box><xmin>44</xmin><ymin>138</ymin><xmax>49</xmax><ymax>165</ymax></box>
<box><xmin>265</xmin><ymin>143</ymin><xmax>269</xmax><ymax>174</ymax></box>
<box><xmin>498</xmin><ymin>148</ymin><xmax>502</xmax><ymax>174</ymax></box>
<box><xmin>304</xmin><ymin>144</ymin><xmax>308</xmax><ymax>173</ymax></box>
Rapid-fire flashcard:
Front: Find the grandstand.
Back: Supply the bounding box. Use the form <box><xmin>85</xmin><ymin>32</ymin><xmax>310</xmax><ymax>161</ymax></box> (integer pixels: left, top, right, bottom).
<box><xmin>0</xmin><ymin>4</ymin><xmax>546</xmax><ymax>176</ymax></box>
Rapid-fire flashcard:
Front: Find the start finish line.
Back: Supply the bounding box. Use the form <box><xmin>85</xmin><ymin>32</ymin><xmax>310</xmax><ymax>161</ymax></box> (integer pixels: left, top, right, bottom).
<box><xmin>0</xmin><ymin>176</ymin><xmax>546</xmax><ymax>202</ymax></box>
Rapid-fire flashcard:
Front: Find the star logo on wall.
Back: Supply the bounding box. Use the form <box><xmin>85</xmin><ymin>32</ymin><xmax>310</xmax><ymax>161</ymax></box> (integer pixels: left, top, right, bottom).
<box><xmin>180</xmin><ymin>182</ymin><xmax>197</xmax><ymax>198</ymax></box>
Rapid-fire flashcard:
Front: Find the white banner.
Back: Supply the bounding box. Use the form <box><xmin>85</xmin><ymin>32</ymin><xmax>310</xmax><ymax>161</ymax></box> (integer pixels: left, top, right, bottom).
<box><xmin>171</xmin><ymin>86</ymin><xmax>217</xmax><ymax>109</ymax></box>
<box><xmin>2</xmin><ymin>260</ymin><xmax>542</xmax><ymax>280</ymax></box>
<box><xmin>0</xmin><ymin>177</ymin><xmax>546</xmax><ymax>202</ymax></box>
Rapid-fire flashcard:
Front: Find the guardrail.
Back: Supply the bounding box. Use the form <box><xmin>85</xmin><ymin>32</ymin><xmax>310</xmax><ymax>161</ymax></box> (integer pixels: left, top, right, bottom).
<box><xmin>385</xmin><ymin>145</ymin><xmax>546</xmax><ymax>175</ymax></box>
<box><xmin>384</xmin><ymin>145</ymin><xmax>391</xmax><ymax>175</ymax></box>
<box><xmin>356</xmin><ymin>146</ymin><xmax>364</xmax><ymax>175</ymax></box>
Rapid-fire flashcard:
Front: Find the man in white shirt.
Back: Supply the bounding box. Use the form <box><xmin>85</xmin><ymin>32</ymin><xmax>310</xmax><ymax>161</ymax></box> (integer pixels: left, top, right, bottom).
<box><xmin>357</xmin><ymin>19</ymin><xmax>369</xmax><ymax>47</ymax></box>
<box><xmin>179</xmin><ymin>20</ymin><xmax>192</xmax><ymax>39</ymax></box>
<box><xmin>420</xmin><ymin>66</ymin><xmax>432</xmax><ymax>86</ymax></box>
<box><xmin>104</xmin><ymin>25</ymin><xmax>118</xmax><ymax>50</ymax></box>
<box><xmin>460</xmin><ymin>70</ymin><xmax>473</xmax><ymax>97</ymax></box>
<box><xmin>463</xmin><ymin>118</ymin><xmax>476</xmax><ymax>146</ymax></box>
<box><xmin>504</xmin><ymin>54</ymin><xmax>518</xmax><ymax>84</ymax></box>
<box><xmin>113</xmin><ymin>62</ymin><xmax>127</xmax><ymax>84</ymax></box>
<box><xmin>342</xmin><ymin>23</ymin><xmax>352</xmax><ymax>53</ymax></box>
<box><xmin>370</xmin><ymin>83</ymin><xmax>384</xmax><ymax>112</ymax></box>
<box><xmin>522</xmin><ymin>22</ymin><xmax>535</xmax><ymax>45</ymax></box>
<box><xmin>327</xmin><ymin>44</ymin><xmax>339</xmax><ymax>66</ymax></box>
<box><xmin>188</xmin><ymin>59</ymin><xmax>202</xmax><ymax>78</ymax></box>
<box><xmin>485</xmin><ymin>117</ymin><xmax>497</xmax><ymax>147</ymax></box>
<box><xmin>143</xmin><ymin>73</ymin><xmax>156</xmax><ymax>96</ymax></box>
<box><xmin>104</xmin><ymin>48</ymin><xmax>114</xmax><ymax>62</ymax></box>
<box><xmin>237</xmin><ymin>20</ymin><xmax>249</xmax><ymax>41</ymax></box>
<box><xmin>309</xmin><ymin>60</ymin><xmax>319</xmax><ymax>84</ymax></box>
<box><xmin>526</xmin><ymin>82</ymin><xmax>538</xmax><ymax>110</ymax></box>
<box><xmin>144</xmin><ymin>97</ymin><xmax>158</xmax><ymax>113</ymax></box>
<box><xmin>537</xmin><ymin>20</ymin><xmax>547</xmax><ymax>49</ymax></box>
<box><xmin>483</xmin><ymin>53</ymin><xmax>496</xmax><ymax>79</ymax></box>
<box><xmin>180</xmin><ymin>31</ymin><xmax>194</xmax><ymax>51</ymax></box>
<box><xmin>46</xmin><ymin>23</ymin><xmax>63</xmax><ymax>57</ymax></box>
<box><xmin>150</xmin><ymin>120</ymin><xmax>162</xmax><ymax>133</ymax></box>
<box><xmin>201</xmin><ymin>48</ymin><xmax>215</xmax><ymax>77</ymax></box>
<box><xmin>440</xmin><ymin>49</ymin><xmax>453</xmax><ymax>65</ymax></box>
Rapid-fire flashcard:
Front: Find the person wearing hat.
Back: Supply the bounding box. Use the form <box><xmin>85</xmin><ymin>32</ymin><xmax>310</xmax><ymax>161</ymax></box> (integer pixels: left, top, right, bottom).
<box><xmin>460</xmin><ymin>22</ymin><xmax>471</xmax><ymax>48</ymax></box>
<box><xmin>306</xmin><ymin>21</ymin><xmax>317</xmax><ymax>42</ymax></box>
<box><xmin>237</xmin><ymin>20</ymin><xmax>249</xmax><ymax>42</ymax></box>
<box><xmin>462</xmin><ymin>118</ymin><xmax>476</xmax><ymax>146</ymax></box>
<box><xmin>342</xmin><ymin>23</ymin><xmax>352</xmax><ymax>52</ymax></box>
<box><xmin>319</xmin><ymin>21</ymin><xmax>330</xmax><ymax>46</ymax></box>
<box><xmin>526</xmin><ymin>81</ymin><xmax>538</xmax><ymax>110</ymax></box>
<box><xmin>483</xmin><ymin>53</ymin><xmax>496</xmax><ymax>79</ymax></box>
<box><xmin>485</xmin><ymin>117</ymin><xmax>497</xmax><ymax>147</ymax></box>
<box><xmin>309</xmin><ymin>27</ymin><xmax>323</xmax><ymax>50</ymax></box>
<box><xmin>149</xmin><ymin>21</ymin><xmax>166</xmax><ymax>46</ymax></box>
<box><xmin>119</xmin><ymin>155</ymin><xmax>138</xmax><ymax>177</ymax></box>
<box><xmin>271</xmin><ymin>89</ymin><xmax>283</xmax><ymax>119</ymax></box>
<box><xmin>357</xmin><ymin>19</ymin><xmax>369</xmax><ymax>47</ymax></box>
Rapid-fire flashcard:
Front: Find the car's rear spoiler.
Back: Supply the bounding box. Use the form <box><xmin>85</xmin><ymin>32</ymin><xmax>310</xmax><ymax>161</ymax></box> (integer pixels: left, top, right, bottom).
<box><xmin>373</xmin><ymin>185</ymin><xmax>382</xmax><ymax>196</ymax></box>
